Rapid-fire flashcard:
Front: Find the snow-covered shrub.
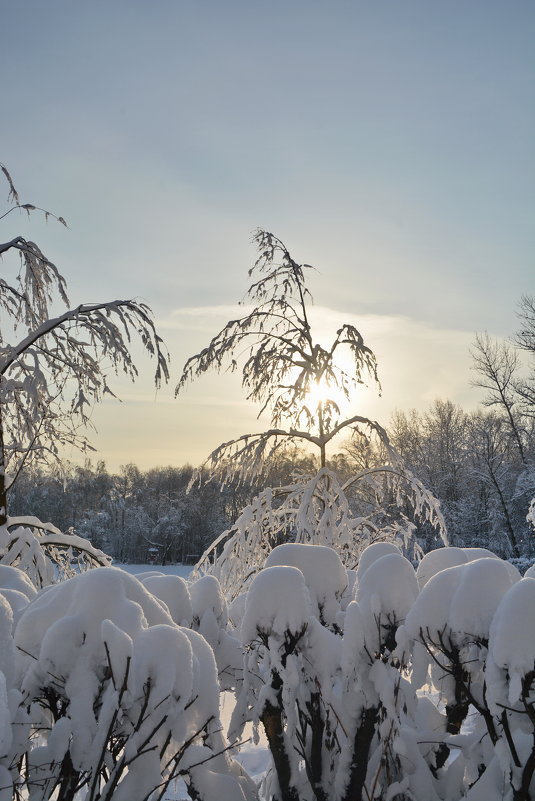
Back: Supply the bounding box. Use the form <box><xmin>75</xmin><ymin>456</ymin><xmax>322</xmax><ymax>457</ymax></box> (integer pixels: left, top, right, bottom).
<box><xmin>140</xmin><ymin>573</ymin><xmax>193</xmax><ymax>626</ymax></box>
<box><xmin>187</xmin><ymin>574</ymin><xmax>243</xmax><ymax>691</ymax></box>
<box><xmin>0</xmin><ymin>516</ymin><xmax>110</xmax><ymax>589</ymax></box>
<box><xmin>265</xmin><ymin>543</ymin><xmax>347</xmax><ymax>628</ymax></box>
<box><xmin>405</xmin><ymin>555</ymin><xmax>535</xmax><ymax>801</ymax></box>
<box><xmin>7</xmin><ymin>567</ymin><xmax>256</xmax><ymax>801</ymax></box>
<box><xmin>194</xmin><ymin>468</ymin><xmax>446</xmax><ymax>599</ymax></box>
<box><xmin>485</xmin><ymin>579</ymin><xmax>535</xmax><ymax>800</ymax></box>
<box><xmin>5</xmin><ymin>536</ymin><xmax>535</xmax><ymax>800</ymax></box>
<box><xmin>354</xmin><ymin>540</ymin><xmax>401</xmax><ymax>583</ymax></box>
<box><xmin>228</xmin><ymin>543</ymin><xmax>429</xmax><ymax>801</ymax></box>
<box><xmin>225</xmin><ymin>541</ymin><xmax>535</xmax><ymax>801</ymax></box>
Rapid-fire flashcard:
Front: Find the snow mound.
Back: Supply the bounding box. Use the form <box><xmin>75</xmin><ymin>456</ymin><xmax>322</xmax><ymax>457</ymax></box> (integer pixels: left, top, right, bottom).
<box><xmin>16</xmin><ymin>567</ymin><xmax>173</xmax><ymax>671</ymax></box>
<box><xmin>356</xmin><ymin>541</ymin><xmax>401</xmax><ymax>583</ymax></box>
<box><xmin>190</xmin><ymin>574</ymin><xmax>228</xmax><ymax>629</ymax></box>
<box><xmin>489</xmin><ymin>578</ymin><xmax>535</xmax><ymax>679</ymax></box>
<box><xmin>0</xmin><ymin>565</ymin><xmax>37</xmax><ymax>601</ymax></box>
<box><xmin>241</xmin><ymin>566</ymin><xmax>312</xmax><ymax>641</ymax></box>
<box><xmin>416</xmin><ymin>546</ymin><xmax>498</xmax><ymax>588</ymax></box>
<box><xmin>406</xmin><ymin>556</ymin><xmax>518</xmax><ymax>651</ymax></box>
<box><xmin>406</xmin><ymin>563</ymin><xmax>465</xmax><ymax>641</ymax></box>
<box><xmin>357</xmin><ymin>552</ymin><xmax>419</xmax><ymax>620</ymax></box>
<box><xmin>356</xmin><ymin>553</ymin><xmax>419</xmax><ymax>651</ymax></box>
<box><xmin>141</xmin><ymin>574</ymin><xmax>193</xmax><ymax>626</ymax></box>
<box><xmin>265</xmin><ymin>543</ymin><xmax>346</xmax><ymax>625</ymax></box>
<box><xmin>524</xmin><ymin>563</ymin><xmax>535</xmax><ymax>579</ymax></box>
<box><xmin>449</xmin><ymin>558</ymin><xmax>520</xmax><ymax>639</ymax></box>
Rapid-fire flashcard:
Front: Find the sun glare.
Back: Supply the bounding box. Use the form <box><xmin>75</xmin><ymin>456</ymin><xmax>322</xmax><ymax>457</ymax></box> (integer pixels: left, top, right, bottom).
<box><xmin>303</xmin><ymin>379</ymin><xmax>349</xmax><ymax>416</ymax></box>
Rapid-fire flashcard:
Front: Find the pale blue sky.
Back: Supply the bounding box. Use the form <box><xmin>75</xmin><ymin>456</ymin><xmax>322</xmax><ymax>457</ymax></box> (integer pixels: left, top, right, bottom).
<box><xmin>1</xmin><ymin>1</ymin><xmax>534</xmax><ymax>468</ymax></box>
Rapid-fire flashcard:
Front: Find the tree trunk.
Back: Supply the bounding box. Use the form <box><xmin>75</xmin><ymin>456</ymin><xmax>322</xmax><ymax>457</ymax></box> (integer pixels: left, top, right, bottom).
<box><xmin>488</xmin><ymin>466</ymin><xmax>520</xmax><ymax>558</ymax></box>
<box><xmin>306</xmin><ymin>692</ymin><xmax>327</xmax><ymax>801</ymax></box>
<box><xmin>341</xmin><ymin>705</ymin><xmax>379</xmax><ymax>801</ymax></box>
<box><xmin>318</xmin><ymin>402</ymin><xmax>326</xmax><ymax>468</ymax></box>
<box><xmin>57</xmin><ymin>752</ymin><xmax>81</xmax><ymax>801</ymax></box>
<box><xmin>0</xmin><ymin>403</ymin><xmax>7</xmax><ymax>526</ymax></box>
<box><xmin>261</xmin><ymin>671</ymin><xmax>299</xmax><ymax>801</ymax></box>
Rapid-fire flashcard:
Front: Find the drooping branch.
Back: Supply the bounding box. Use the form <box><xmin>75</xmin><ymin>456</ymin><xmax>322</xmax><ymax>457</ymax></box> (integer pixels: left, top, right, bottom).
<box><xmin>0</xmin><ymin>163</ymin><xmax>170</xmax><ymax>510</ymax></box>
<box><xmin>0</xmin><ymin>300</ymin><xmax>167</xmax><ymax>382</ymax></box>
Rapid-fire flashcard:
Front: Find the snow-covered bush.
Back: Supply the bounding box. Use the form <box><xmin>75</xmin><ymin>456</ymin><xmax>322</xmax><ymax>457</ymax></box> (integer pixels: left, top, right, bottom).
<box><xmin>224</xmin><ymin>541</ymin><xmax>535</xmax><ymax>801</ymax></box>
<box><xmin>228</xmin><ymin>543</ymin><xmax>424</xmax><ymax>801</ymax></box>
<box><xmin>193</xmin><ymin>468</ymin><xmax>445</xmax><ymax>599</ymax></box>
<box><xmin>4</xmin><ymin>537</ymin><xmax>535</xmax><ymax>800</ymax></box>
<box><xmin>0</xmin><ymin>516</ymin><xmax>110</xmax><ymax>589</ymax></box>
<box><xmin>3</xmin><ymin>567</ymin><xmax>256</xmax><ymax>801</ymax></box>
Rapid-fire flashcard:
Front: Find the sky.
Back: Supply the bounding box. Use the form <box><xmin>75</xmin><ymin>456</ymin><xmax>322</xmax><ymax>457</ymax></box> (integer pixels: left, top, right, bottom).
<box><xmin>1</xmin><ymin>0</ymin><xmax>534</xmax><ymax>470</ymax></box>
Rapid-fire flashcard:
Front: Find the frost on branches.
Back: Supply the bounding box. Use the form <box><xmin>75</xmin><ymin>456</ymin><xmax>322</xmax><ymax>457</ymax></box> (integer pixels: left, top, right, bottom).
<box><xmin>0</xmin><ymin>163</ymin><xmax>169</xmax><ymax>582</ymax></box>
<box><xmin>0</xmin><ymin>516</ymin><xmax>111</xmax><ymax>589</ymax></box>
<box><xmin>177</xmin><ymin>229</ymin><xmax>381</xmax><ymax>476</ymax></box>
<box><xmin>179</xmin><ymin>230</ymin><xmax>447</xmax><ymax>596</ymax></box>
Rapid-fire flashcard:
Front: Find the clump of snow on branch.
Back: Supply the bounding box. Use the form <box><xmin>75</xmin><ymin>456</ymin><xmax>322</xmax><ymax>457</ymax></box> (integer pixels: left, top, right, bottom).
<box><xmin>265</xmin><ymin>543</ymin><xmax>347</xmax><ymax>627</ymax></box>
<box><xmin>416</xmin><ymin>544</ymin><xmax>499</xmax><ymax>588</ymax></box>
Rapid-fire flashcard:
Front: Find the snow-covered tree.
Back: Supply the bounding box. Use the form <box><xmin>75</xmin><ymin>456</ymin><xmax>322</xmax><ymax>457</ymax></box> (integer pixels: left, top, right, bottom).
<box><xmin>177</xmin><ymin>229</ymin><xmax>381</xmax><ymax>479</ymax></box>
<box><xmin>194</xmin><ymin>467</ymin><xmax>444</xmax><ymax>599</ymax></box>
<box><xmin>0</xmin><ymin>163</ymin><xmax>169</xmax><ymax>526</ymax></box>
<box><xmin>181</xmin><ymin>231</ymin><xmax>446</xmax><ymax>594</ymax></box>
<box><xmin>514</xmin><ymin>294</ymin><xmax>535</xmax><ymax>414</ymax></box>
<box><xmin>471</xmin><ymin>332</ymin><xmax>527</xmax><ymax>465</ymax></box>
<box><xmin>471</xmin><ymin>303</ymin><xmax>535</xmax><ymax>557</ymax></box>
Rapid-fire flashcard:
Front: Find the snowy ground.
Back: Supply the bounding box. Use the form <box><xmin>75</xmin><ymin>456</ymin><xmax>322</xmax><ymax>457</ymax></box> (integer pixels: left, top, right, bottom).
<box><xmin>112</xmin><ymin>562</ymin><xmax>193</xmax><ymax>580</ymax></box>
<box><xmin>113</xmin><ymin>563</ymin><xmax>270</xmax><ymax>799</ymax></box>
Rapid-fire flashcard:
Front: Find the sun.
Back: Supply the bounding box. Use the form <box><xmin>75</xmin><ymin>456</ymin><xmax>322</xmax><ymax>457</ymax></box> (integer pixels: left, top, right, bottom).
<box><xmin>302</xmin><ymin>379</ymin><xmax>349</xmax><ymax>416</ymax></box>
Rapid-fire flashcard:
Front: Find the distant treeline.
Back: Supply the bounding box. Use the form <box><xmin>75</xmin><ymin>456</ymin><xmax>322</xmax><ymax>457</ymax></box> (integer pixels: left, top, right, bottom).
<box><xmin>8</xmin><ymin>453</ymin><xmax>316</xmax><ymax>565</ymax></box>
<box><xmin>9</xmin><ymin>399</ymin><xmax>535</xmax><ymax>565</ymax></box>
